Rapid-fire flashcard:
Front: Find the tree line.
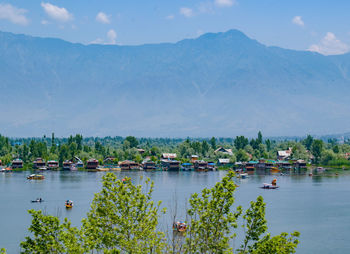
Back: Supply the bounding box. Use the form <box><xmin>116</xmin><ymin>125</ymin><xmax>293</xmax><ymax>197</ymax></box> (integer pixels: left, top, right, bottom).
<box><xmin>1</xmin><ymin>132</ymin><xmax>350</xmax><ymax>168</ymax></box>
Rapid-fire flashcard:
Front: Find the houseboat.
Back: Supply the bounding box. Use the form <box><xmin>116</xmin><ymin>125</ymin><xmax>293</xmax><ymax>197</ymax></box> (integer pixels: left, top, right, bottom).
<box><xmin>181</xmin><ymin>163</ymin><xmax>193</xmax><ymax>171</ymax></box>
<box><xmin>277</xmin><ymin>160</ymin><xmax>292</xmax><ymax>170</ymax></box>
<box><xmin>62</xmin><ymin>160</ymin><xmax>73</xmax><ymax>170</ymax></box>
<box><xmin>47</xmin><ymin>160</ymin><xmax>59</xmax><ymax>170</ymax></box>
<box><xmin>194</xmin><ymin>160</ymin><xmax>209</xmax><ymax>172</ymax></box>
<box><xmin>245</xmin><ymin>161</ymin><xmax>258</xmax><ymax>172</ymax></box>
<box><xmin>294</xmin><ymin>160</ymin><xmax>307</xmax><ymax>170</ymax></box>
<box><xmin>142</xmin><ymin>160</ymin><xmax>156</xmax><ymax>170</ymax></box>
<box><xmin>86</xmin><ymin>159</ymin><xmax>99</xmax><ymax>171</ymax></box>
<box><xmin>11</xmin><ymin>159</ymin><xmax>23</xmax><ymax>169</ymax></box>
<box><xmin>208</xmin><ymin>162</ymin><xmax>216</xmax><ymax>171</ymax></box>
<box><xmin>103</xmin><ymin>157</ymin><xmax>116</xmax><ymax>166</ymax></box>
<box><xmin>33</xmin><ymin>158</ymin><xmax>46</xmax><ymax>169</ymax></box>
<box><xmin>161</xmin><ymin>159</ymin><xmax>180</xmax><ymax>171</ymax></box>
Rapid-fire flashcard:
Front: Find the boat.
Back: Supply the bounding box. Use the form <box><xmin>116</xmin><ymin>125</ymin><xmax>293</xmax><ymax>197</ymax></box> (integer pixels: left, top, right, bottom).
<box><xmin>260</xmin><ymin>178</ymin><xmax>278</xmax><ymax>189</ymax></box>
<box><xmin>173</xmin><ymin>221</ymin><xmax>187</xmax><ymax>232</ymax></box>
<box><xmin>238</xmin><ymin>173</ymin><xmax>249</xmax><ymax>179</ymax></box>
<box><xmin>0</xmin><ymin>167</ymin><xmax>12</xmax><ymax>173</ymax></box>
<box><xmin>65</xmin><ymin>200</ymin><xmax>74</xmax><ymax>208</ymax></box>
<box><xmin>47</xmin><ymin>160</ymin><xmax>59</xmax><ymax>170</ymax></box>
<box><xmin>270</xmin><ymin>166</ymin><xmax>281</xmax><ymax>173</ymax></box>
<box><xmin>62</xmin><ymin>160</ymin><xmax>73</xmax><ymax>170</ymax></box>
<box><xmin>69</xmin><ymin>164</ymin><xmax>77</xmax><ymax>171</ymax></box>
<box><xmin>316</xmin><ymin>167</ymin><xmax>325</xmax><ymax>173</ymax></box>
<box><xmin>260</xmin><ymin>183</ymin><xmax>279</xmax><ymax>189</ymax></box>
<box><xmin>86</xmin><ymin>159</ymin><xmax>99</xmax><ymax>171</ymax></box>
<box><xmin>31</xmin><ymin>198</ymin><xmax>43</xmax><ymax>203</ymax></box>
<box><xmin>97</xmin><ymin>166</ymin><xmax>109</xmax><ymax>171</ymax></box>
<box><xmin>27</xmin><ymin>174</ymin><xmax>45</xmax><ymax>180</ymax></box>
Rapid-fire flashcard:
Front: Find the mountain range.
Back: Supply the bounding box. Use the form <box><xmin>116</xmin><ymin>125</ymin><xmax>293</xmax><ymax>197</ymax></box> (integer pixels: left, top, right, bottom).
<box><xmin>0</xmin><ymin>29</ymin><xmax>349</xmax><ymax>137</ymax></box>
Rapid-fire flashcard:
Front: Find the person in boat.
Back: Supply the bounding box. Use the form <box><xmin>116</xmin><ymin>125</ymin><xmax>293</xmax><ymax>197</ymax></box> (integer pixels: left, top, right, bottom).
<box><xmin>271</xmin><ymin>178</ymin><xmax>277</xmax><ymax>186</ymax></box>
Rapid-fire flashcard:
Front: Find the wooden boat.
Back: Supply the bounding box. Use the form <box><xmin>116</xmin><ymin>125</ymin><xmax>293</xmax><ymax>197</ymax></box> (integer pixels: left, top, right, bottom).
<box><xmin>270</xmin><ymin>167</ymin><xmax>281</xmax><ymax>173</ymax></box>
<box><xmin>47</xmin><ymin>160</ymin><xmax>59</xmax><ymax>170</ymax></box>
<box><xmin>62</xmin><ymin>160</ymin><xmax>73</xmax><ymax>170</ymax></box>
<box><xmin>0</xmin><ymin>167</ymin><xmax>12</xmax><ymax>173</ymax></box>
<box><xmin>260</xmin><ymin>183</ymin><xmax>279</xmax><ymax>189</ymax></box>
<box><xmin>238</xmin><ymin>173</ymin><xmax>249</xmax><ymax>179</ymax></box>
<box><xmin>27</xmin><ymin>174</ymin><xmax>45</xmax><ymax>180</ymax></box>
<box><xmin>65</xmin><ymin>200</ymin><xmax>73</xmax><ymax>208</ymax></box>
<box><xmin>173</xmin><ymin>221</ymin><xmax>187</xmax><ymax>232</ymax></box>
<box><xmin>31</xmin><ymin>198</ymin><xmax>43</xmax><ymax>203</ymax></box>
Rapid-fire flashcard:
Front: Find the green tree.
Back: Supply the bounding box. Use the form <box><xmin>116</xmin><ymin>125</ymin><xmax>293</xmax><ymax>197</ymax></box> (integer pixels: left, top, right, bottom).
<box><xmin>257</xmin><ymin>131</ymin><xmax>263</xmax><ymax>145</ymax></box>
<box><xmin>184</xmin><ymin>171</ymin><xmax>242</xmax><ymax>253</ymax></box>
<box><xmin>234</xmin><ymin>136</ymin><xmax>249</xmax><ymax>150</ymax></box>
<box><xmin>125</xmin><ymin>136</ymin><xmax>139</xmax><ymax>148</ymax></box>
<box><xmin>20</xmin><ymin>210</ymin><xmax>83</xmax><ymax>254</ymax></box>
<box><xmin>81</xmin><ymin>173</ymin><xmax>166</xmax><ymax>253</ymax></box>
<box><xmin>311</xmin><ymin>140</ymin><xmax>323</xmax><ymax>164</ymax></box>
<box><xmin>303</xmin><ymin>135</ymin><xmax>314</xmax><ymax>150</ymax></box>
<box><xmin>210</xmin><ymin>137</ymin><xmax>217</xmax><ymax>150</ymax></box>
<box><xmin>237</xmin><ymin>149</ymin><xmax>249</xmax><ymax>162</ymax></box>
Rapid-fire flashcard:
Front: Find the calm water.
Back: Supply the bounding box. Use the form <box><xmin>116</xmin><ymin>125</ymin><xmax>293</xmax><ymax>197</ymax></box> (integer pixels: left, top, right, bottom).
<box><xmin>1</xmin><ymin>170</ymin><xmax>350</xmax><ymax>253</ymax></box>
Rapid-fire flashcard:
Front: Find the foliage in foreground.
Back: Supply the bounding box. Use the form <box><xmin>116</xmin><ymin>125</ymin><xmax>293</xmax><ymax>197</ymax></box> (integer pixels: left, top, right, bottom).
<box><xmin>16</xmin><ymin>172</ymin><xmax>299</xmax><ymax>253</ymax></box>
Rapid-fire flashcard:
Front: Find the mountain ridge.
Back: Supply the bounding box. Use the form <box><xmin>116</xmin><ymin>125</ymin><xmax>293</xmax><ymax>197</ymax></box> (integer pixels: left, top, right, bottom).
<box><xmin>0</xmin><ymin>29</ymin><xmax>349</xmax><ymax>137</ymax></box>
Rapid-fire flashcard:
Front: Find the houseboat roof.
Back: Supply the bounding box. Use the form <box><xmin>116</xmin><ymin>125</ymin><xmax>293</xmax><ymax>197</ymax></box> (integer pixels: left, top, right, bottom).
<box><xmin>119</xmin><ymin>160</ymin><xmax>136</xmax><ymax>165</ymax></box>
<box><xmin>182</xmin><ymin>163</ymin><xmax>192</xmax><ymax>166</ymax></box>
<box><xmin>248</xmin><ymin>160</ymin><xmax>258</xmax><ymax>164</ymax></box>
<box><xmin>87</xmin><ymin>159</ymin><xmax>98</xmax><ymax>162</ymax></box>
<box><xmin>12</xmin><ymin>158</ymin><xmax>23</xmax><ymax>162</ymax></box>
<box><xmin>215</xmin><ymin>147</ymin><xmax>233</xmax><ymax>155</ymax></box>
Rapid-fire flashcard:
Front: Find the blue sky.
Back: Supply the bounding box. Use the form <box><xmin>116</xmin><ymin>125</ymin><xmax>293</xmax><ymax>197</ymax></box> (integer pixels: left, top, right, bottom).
<box><xmin>0</xmin><ymin>0</ymin><xmax>349</xmax><ymax>55</ymax></box>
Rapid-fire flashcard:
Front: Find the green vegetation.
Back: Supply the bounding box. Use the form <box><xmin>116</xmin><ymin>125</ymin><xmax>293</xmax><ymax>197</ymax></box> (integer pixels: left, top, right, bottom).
<box><xmin>6</xmin><ymin>172</ymin><xmax>299</xmax><ymax>253</ymax></box>
<box><xmin>1</xmin><ymin>132</ymin><xmax>350</xmax><ymax>169</ymax></box>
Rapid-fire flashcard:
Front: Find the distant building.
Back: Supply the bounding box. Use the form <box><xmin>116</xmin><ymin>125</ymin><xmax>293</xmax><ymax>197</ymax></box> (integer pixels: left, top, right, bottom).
<box><xmin>162</xmin><ymin>153</ymin><xmax>177</xmax><ymax>160</ymax></box>
<box><xmin>215</xmin><ymin>147</ymin><xmax>233</xmax><ymax>156</ymax></box>
<box><xmin>11</xmin><ymin>158</ymin><xmax>23</xmax><ymax>169</ymax></box>
<box><xmin>137</xmin><ymin>149</ymin><xmax>145</xmax><ymax>154</ymax></box>
<box><xmin>218</xmin><ymin>158</ymin><xmax>230</xmax><ymax>165</ymax></box>
<box><xmin>277</xmin><ymin>147</ymin><xmax>292</xmax><ymax>160</ymax></box>
<box><xmin>191</xmin><ymin>155</ymin><xmax>199</xmax><ymax>163</ymax></box>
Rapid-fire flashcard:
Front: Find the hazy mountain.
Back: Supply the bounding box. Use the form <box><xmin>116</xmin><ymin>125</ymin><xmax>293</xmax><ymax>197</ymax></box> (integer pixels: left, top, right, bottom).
<box><xmin>0</xmin><ymin>29</ymin><xmax>349</xmax><ymax>137</ymax></box>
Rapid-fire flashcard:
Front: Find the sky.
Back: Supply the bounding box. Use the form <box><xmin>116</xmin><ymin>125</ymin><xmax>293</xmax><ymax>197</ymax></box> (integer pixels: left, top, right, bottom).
<box><xmin>0</xmin><ymin>0</ymin><xmax>350</xmax><ymax>55</ymax></box>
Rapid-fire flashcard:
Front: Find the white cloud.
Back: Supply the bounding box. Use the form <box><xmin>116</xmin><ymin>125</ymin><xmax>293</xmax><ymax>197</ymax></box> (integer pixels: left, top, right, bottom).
<box><xmin>214</xmin><ymin>0</ymin><xmax>235</xmax><ymax>7</ymax></box>
<box><xmin>309</xmin><ymin>32</ymin><xmax>349</xmax><ymax>55</ymax></box>
<box><xmin>179</xmin><ymin>7</ymin><xmax>193</xmax><ymax>18</ymax></box>
<box><xmin>96</xmin><ymin>12</ymin><xmax>110</xmax><ymax>24</ymax></box>
<box><xmin>91</xmin><ymin>29</ymin><xmax>117</xmax><ymax>45</ymax></box>
<box><xmin>165</xmin><ymin>14</ymin><xmax>174</xmax><ymax>20</ymax></box>
<box><xmin>41</xmin><ymin>19</ymin><xmax>49</xmax><ymax>25</ymax></box>
<box><xmin>0</xmin><ymin>3</ymin><xmax>28</xmax><ymax>25</ymax></box>
<box><xmin>107</xmin><ymin>29</ymin><xmax>117</xmax><ymax>44</ymax></box>
<box><xmin>292</xmin><ymin>16</ymin><xmax>304</xmax><ymax>27</ymax></box>
<box><xmin>41</xmin><ymin>2</ymin><xmax>73</xmax><ymax>22</ymax></box>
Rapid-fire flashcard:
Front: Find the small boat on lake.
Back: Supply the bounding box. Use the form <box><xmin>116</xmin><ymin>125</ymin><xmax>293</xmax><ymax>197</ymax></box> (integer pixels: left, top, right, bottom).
<box><xmin>31</xmin><ymin>198</ymin><xmax>43</xmax><ymax>203</ymax></box>
<box><xmin>27</xmin><ymin>174</ymin><xmax>45</xmax><ymax>180</ymax></box>
<box><xmin>260</xmin><ymin>183</ymin><xmax>279</xmax><ymax>189</ymax></box>
<box><xmin>0</xmin><ymin>167</ymin><xmax>12</xmax><ymax>173</ymax></box>
<box><xmin>65</xmin><ymin>200</ymin><xmax>73</xmax><ymax>208</ymax></box>
<box><xmin>173</xmin><ymin>221</ymin><xmax>187</xmax><ymax>232</ymax></box>
<box><xmin>260</xmin><ymin>178</ymin><xmax>278</xmax><ymax>189</ymax></box>
<box><xmin>238</xmin><ymin>173</ymin><xmax>249</xmax><ymax>179</ymax></box>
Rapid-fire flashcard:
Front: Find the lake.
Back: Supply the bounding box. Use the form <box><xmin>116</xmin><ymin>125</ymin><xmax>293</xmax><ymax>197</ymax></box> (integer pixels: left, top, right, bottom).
<box><xmin>1</xmin><ymin>170</ymin><xmax>350</xmax><ymax>253</ymax></box>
